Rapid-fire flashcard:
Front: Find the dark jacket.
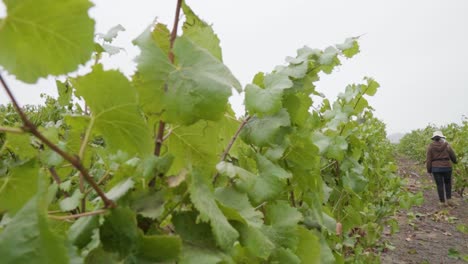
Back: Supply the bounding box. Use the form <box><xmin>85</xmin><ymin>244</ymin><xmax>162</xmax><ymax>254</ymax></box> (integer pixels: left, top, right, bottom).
<box><xmin>426</xmin><ymin>141</ymin><xmax>457</xmax><ymax>173</ymax></box>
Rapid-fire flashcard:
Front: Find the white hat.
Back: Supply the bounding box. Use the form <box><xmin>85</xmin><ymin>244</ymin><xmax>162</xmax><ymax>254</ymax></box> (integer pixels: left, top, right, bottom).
<box><xmin>431</xmin><ymin>131</ymin><xmax>445</xmax><ymax>139</ymax></box>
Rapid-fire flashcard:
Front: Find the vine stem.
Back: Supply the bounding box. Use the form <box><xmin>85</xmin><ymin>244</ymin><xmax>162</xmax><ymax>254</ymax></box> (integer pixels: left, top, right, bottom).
<box><xmin>159</xmin><ymin>192</ymin><xmax>188</xmax><ymax>226</ymax></box>
<box><xmin>153</xmin><ymin>0</ymin><xmax>182</xmax><ymax>157</ymax></box>
<box><xmin>79</xmin><ymin>117</ymin><xmax>95</xmax><ymax>159</ymax></box>
<box><xmin>48</xmin><ymin>167</ymin><xmax>70</xmax><ymax>198</ymax></box>
<box><xmin>149</xmin><ymin>0</ymin><xmax>183</xmax><ymax>189</ymax></box>
<box><xmin>154</xmin><ymin>121</ymin><xmax>166</xmax><ymax>156</ymax></box>
<box><xmin>78</xmin><ymin>118</ymin><xmax>95</xmax><ymax>212</ymax></box>
<box><xmin>84</xmin><ymin>170</ymin><xmax>111</xmax><ymax>196</ymax></box>
<box><xmin>320</xmin><ymin>160</ymin><xmax>337</xmax><ymax>171</ymax></box>
<box><xmin>49</xmin><ymin>167</ymin><xmax>81</xmax><ymax>214</ymax></box>
<box><xmin>339</xmin><ymin>86</ymin><xmax>369</xmax><ymax>136</ymax></box>
<box><xmin>212</xmin><ymin>115</ymin><xmax>252</xmax><ymax>185</ymax></box>
<box><xmin>78</xmin><ymin>124</ymin><xmax>87</xmax><ymax>211</ymax></box>
<box><xmin>48</xmin><ymin>209</ymin><xmax>108</xmax><ymax>220</ymax></box>
<box><xmin>0</xmin><ymin>74</ymin><xmax>115</xmax><ymax>208</ymax></box>
<box><xmin>0</xmin><ymin>126</ymin><xmax>24</xmax><ymax>134</ymax></box>
<box><xmin>282</xmin><ymin>160</ymin><xmax>297</xmax><ymax>207</ymax></box>
<box><xmin>287</xmin><ymin>178</ymin><xmax>296</xmax><ymax>207</ymax></box>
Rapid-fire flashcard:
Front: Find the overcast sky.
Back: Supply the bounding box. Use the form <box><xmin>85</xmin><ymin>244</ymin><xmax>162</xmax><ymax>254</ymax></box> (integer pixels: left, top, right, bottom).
<box><xmin>1</xmin><ymin>0</ymin><xmax>467</xmax><ymax>134</ymax></box>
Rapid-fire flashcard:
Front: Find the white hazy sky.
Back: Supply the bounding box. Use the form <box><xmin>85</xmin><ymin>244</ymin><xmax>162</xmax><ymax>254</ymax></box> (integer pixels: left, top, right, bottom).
<box><xmin>1</xmin><ymin>0</ymin><xmax>467</xmax><ymax>134</ymax></box>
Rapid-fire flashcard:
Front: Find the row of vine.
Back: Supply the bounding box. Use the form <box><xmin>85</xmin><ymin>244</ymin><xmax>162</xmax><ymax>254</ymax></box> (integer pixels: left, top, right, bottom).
<box><xmin>0</xmin><ymin>0</ymin><xmax>420</xmax><ymax>263</ymax></box>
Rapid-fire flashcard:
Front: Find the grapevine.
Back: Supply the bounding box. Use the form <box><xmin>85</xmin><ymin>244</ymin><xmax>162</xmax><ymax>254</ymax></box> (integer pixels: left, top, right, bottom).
<box><xmin>0</xmin><ymin>0</ymin><xmax>422</xmax><ymax>263</ymax></box>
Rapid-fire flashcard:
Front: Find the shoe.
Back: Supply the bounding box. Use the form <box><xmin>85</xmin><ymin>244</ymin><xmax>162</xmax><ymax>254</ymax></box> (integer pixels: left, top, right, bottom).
<box><xmin>438</xmin><ymin>201</ymin><xmax>447</xmax><ymax>208</ymax></box>
<box><xmin>447</xmin><ymin>199</ymin><xmax>458</xmax><ymax>207</ymax></box>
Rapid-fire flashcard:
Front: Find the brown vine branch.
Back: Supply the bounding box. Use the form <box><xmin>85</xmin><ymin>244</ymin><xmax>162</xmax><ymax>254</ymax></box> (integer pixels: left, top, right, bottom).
<box><xmin>287</xmin><ymin>179</ymin><xmax>296</xmax><ymax>207</ymax></box>
<box><xmin>154</xmin><ymin>120</ymin><xmax>166</xmax><ymax>156</ymax></box>
<box><xmin>84</xmin><ymin>170</ymin><xmax>111</xmax><ymax>196</ymax></box>
<box><xmin>154</xmin><ymin>0</ymin><xmax>183</xmax><ymax>157</ymax></box>
<box><xmin>0</xmin><ymin>74</ymin><xmax>114</xmax><ymax>208</ymax></box>
<box><xmin>80</xmin><ymin>173</ymin><xmax>86</xmax><ymax>212</ymax></box>
<box><xmin>150</xmin><ymin>0</ymin><xmax>183</xmax><ymax>189</ymax></box>
<box><xmin>169</xmin><ymin>0</ymin><xmax>183</xmax><ymax>60</ymax></box>
<box><xmin>48</xmin><ymin>167</ymin><xmax>70</xmax><ymax>198</ymax></box>
<box><xmin>49</xmin><ymin>167</ymin><xmax>81</xmax><ymax>214</ymax></box>
<box><xmin>47</xmin><ymin>209</ymin><xmax>108</xmax><ymax>220</ymax></box>
<box><xmin>154</xmin><ymin>0</ymin><xmax>182</xmax><ymax>157</ymax></box>
<box><xmin>212</xmin><ymin>115</ymin><xmax>252</xmax><ymax>185</ymax></box>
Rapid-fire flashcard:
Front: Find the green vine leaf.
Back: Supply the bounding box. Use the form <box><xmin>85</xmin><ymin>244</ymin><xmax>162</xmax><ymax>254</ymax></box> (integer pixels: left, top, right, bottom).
<box><xmin>283</xmin><ymin>93</ymin><xmax>313</xmax><ymax>127</ymax></box>
<box><xmin>166</xmin><ymin>112</ymin><xmax>238</xmax><ymax>175</ymax></box>
<box><xmin>63</xmin><ymin>115</ymin><xmax>90</xmax><ymax>154</ymax></box>
<box><xmin>295</xmin><ymin>227</ymin><xmax>321</xmax><ymax>263</ymax></box>
<box><xmin>245</xmin><ymin>72</ymin><xmax>293</xmax><ymax>116</ymax></box>
<box><xmin>56</xmin><ymin>80</ymin><xmax>73</xmax><ymax>107</ymax></box>
<box><xmin>336</xmin><ymin>37</ymin><xmax>360</xmax><ymax>58</ymax></box>
<box><xmin>214</xmin><ymin>187</ymin><xmax>263</xmax><ymax>227</ymax></box>
<box><xmin>261</xmin><ymin>201</ymin><xmax>302</xmax><ymax>250</ymax></box>
<box><xmin>265</xmin><ymin>200</ymin><xmax>303</xmax><ymax>228</ymax></box>
<box><xmin>0</xmin><ymin>160</ymin><xmax>39</xmax><ymax>214</ymax></box>
<box><xmin>173</xmin><ymin>211</ymin><xmax>217</xmax><ymax>248</ymax></box>
<box><xmin>130</xmin><ymin>190</ymin><xmax>166</xmax><ymax>219</ymax></box>
<box><xmin>72</xmin><ymin>65</ymin><xmax>153</xmax><ymax>156</ymax></box>
<box><xmin>59</xmin><ymin>189</ymin><xmax>83</xmax><ymax>212</ymax></box>
<box><xmin>0</xmin><ymin>0</ymin><xmax>95</xmax><ymax>83</ymax></box>
<box><xmin>0</xmin><ymin>197</ymin><xmax>70</xmax><ymax>263</ymax></box>
<box><xmin>103</xmin><ymin>178</ymin><xmax>134</xmax><ymax>202</ymax></box>
<box><xmin>341</xmin><ymin>158</ymin><xmax>368</xmax><ymax>192</ymax></box>
<box><xmin>164</xmin><ymin>36</ymin><xmax>241</xmax><ymax>125</ymax></box>
<box><xmin>181</xmin><ymin>2</ymin><xmax>222</xmax><ymax>60</ymax></box>
<box><xmin>68</xmin><ymin>215</ymin><xmax>100</xmax><ymax>249</ymax></box>
<box><xmin>363</xmin><ymin>77</ymin><xmax>380</xmax><ymax>96</ymax></box>
<box><xmin>136</xmin><ymin>234</ymin><xmax>182</xmax><ymax>262</ymax></box>
<box><xmin>270</xmin><ymin>248</ymin><xmax>301</xmax><ymax>263</ymax></box>
<box><xmin>133</xmin><ymin>23</ymin><xmax>173</xmax><ymax>115</ymax></box>
<box><xmin>240</xmin><ymin>108</ymin><xmax>291</xmax><ymax>147</ymax></box>
<box><xmin>96</xmin><ymin>24</ymin><xmax>125</xmax><ymax>43</ymax></box>
<box><xmin>236</xmin><ymin>224</ymin><xmax>275</xmax><ymax>260</ymax></box>
<box><xmin>5</xmin><ymin>133</ymin><xmax>36</xmax><ymax>160</ymax></box>
<box><xmin>99</xmin><ymin>207</ymin><xmax>139</xmax><ymax>258</ymax></box>
<box><xmin>84</xmin><ymin>247</ymin><xmax>119</xmax><ymax>263</ymax></box>
<box><xmin>189</xmin><ymin>170</ymin><xmax>239</xmax><ymax>250</ymax></box>
<box><xmin>179</xmin><ymin>245</ymin><xmax>230</xmax><ymax>264</ymax></box>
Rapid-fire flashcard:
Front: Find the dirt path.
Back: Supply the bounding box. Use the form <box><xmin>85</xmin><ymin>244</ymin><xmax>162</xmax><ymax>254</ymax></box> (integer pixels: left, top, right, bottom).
<box><xmin>380</xmin><ymin>157</ymin><xmax>468</xmax><ymax>263</ymax></box>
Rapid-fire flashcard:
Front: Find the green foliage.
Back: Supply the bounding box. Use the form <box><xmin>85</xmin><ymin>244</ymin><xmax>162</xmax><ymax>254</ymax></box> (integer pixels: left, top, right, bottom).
<box><xmin>72</xmin><ymin>65</ymin><xmax>153</xmax><ymax>157</ymax></box>
<box><xmin>0</xmin><ymin>184</ymin><xmax>72</xmax><ymax>264</ymax></box>
<box><xmin>397</xmin><ymin>126</ymin><xmax>434</xmax><ymax>162</ymax></box>
<box><xmin>99</xmin><ymin>207</ymin><xmax>139</xmax><ymax>258</ymax></box>
<box><xmin>0</xmin><ymin>160</ymin><xmax>39</xmax><ymax>213</ymax></box>
<box><xmin>136</xmin><ymin>234</ymin><xmax>182</xmax><ymax>262</ymax></box>
<box><xmin>189</xmin><ymin>170</ymin><xmax>239</xmax><ymax>250</ymax></box>
<box><xmin>0</xmin><ymin>1</ymin><xmax>411</xmax><ymax>263</ymax></box>
<box><xmin>0</xmin><ymin>0</ymin><xmax>95</xmax><ymax>83</ymax></box>
<box><xmin>245</xmin><ymin>72</ymin><xmax>293</xmax><ymax>116</ymax></box>
<box><xmin>164</xmin><ymin>36</ymin><xmax>241</xmax><ymax>125</ymax></box>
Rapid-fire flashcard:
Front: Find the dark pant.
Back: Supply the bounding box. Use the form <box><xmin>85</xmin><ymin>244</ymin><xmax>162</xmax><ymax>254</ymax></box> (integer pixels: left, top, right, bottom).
<box><xmin>433</xmin><ymin>171</ymin><xmax>452</xmax><ymax>202</ymax></box>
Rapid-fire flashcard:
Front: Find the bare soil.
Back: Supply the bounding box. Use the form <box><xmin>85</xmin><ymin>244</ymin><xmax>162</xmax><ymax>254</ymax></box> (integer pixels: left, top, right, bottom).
<box><xmin>380</xmin><ymin>157</ymin><xmax>468</xmax><ymax>263</ymax></box>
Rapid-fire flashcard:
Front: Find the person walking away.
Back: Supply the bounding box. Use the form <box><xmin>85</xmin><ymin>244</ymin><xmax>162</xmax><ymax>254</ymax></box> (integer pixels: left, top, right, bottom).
<box><xmin>426</xmin><ymin>131</ymin><xmax>458</xmax><ymax>207</ymax></box>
